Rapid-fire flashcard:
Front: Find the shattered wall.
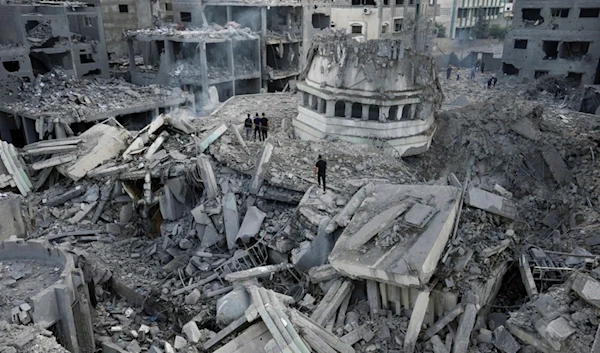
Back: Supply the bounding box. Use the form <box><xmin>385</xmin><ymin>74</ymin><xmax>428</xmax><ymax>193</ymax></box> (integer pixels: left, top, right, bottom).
<box><xmin>294</xmin><ymin>33</ymin><xmax>443</xmax><ymax>157</ymax></box>
<box><xmin>502</xmin><ymin>0</ymin><xmax>600</xmax><ymax>84</ymax></box>
<box><xmin>0</xmin><ymin>3</ymin><xmax>109</xmax><ymax>80</ymax></box>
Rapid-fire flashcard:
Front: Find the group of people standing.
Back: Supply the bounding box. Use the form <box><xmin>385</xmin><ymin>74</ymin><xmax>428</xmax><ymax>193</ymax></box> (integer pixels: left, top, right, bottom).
<box><xmin>244</xmin><ymin>113</ymin><xmax>269</xmax><ymax>141</ymax></box>
<box><xmin>446</xmin><ymin>59</ymin><xmax>497</xmax><ymax>88</ymax></box>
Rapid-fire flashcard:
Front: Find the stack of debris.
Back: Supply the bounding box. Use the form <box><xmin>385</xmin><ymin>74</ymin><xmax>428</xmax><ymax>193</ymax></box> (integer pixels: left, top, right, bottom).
<box><xmin>125</xmin><ymin>22</ymin><xmax>258</xmax><ymax>42</ymax></box>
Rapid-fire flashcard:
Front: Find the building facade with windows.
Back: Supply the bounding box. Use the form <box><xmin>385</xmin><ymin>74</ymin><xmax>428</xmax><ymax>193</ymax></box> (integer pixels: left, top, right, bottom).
<box><xmin>434</xmin><ymin>0</ymin><xmax>507</xmax><ymax>39</ymax></box>
<box><xmin>502</xmin><ymin>0</ymin><xmax>600</xmax><ymax>85</ymax></box>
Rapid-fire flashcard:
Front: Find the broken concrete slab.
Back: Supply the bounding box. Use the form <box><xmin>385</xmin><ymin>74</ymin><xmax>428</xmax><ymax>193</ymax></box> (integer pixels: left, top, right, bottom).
<box><xmin>198</xmin><ymin>154</ymin><xmax>219</xmax><ymax>199</ymax></box>
<box><xmin>294</xmin><ymin>217</ymin><xmax>335</xmax><ymax>272</ymax></box>
<box><xmin>493</xmin><ymin>326</ymin><xmax>521</xmax><ymax>353</ymax></box>
<box><xmin>198</xmin><ymin>124</ymin><xmax>228</xmax><ymax>153</ymax></box>
<box><xmin>326</xmin><ymin>183</ymin><xmax>374</xmax><ymax>233</ymax></box>
<box><xmin>452</xmin><ymin>303</ymin><xmax>478</xmax><ymax>353</ymax></box>
<box><xmin>249</xmin><ymin>137</ymin><xmax>274</xmax><ymax>195</ymax></box>
<box><xmin>465</xmin><ymin>187</ymin><xmax>517</xmax><ymax>219</ymax></box>
<box><xmin>160</xmin><ymin>184</ymin><xmax>185</xmax><ymax>221</ymax></box>
<box><xmin>404</xmin><ymin>203</ymin><xmax>438</xmax><ymax>228</ymax></box>
<box><xmin>223</xmin><ymin>193</ymin><xmax>240</xmax><ymax>250</ymax></box>
<box><xmin>404</xmin><ymin>289</ymin><xmax>430</xmax><ymax>353</ymax></box>
<box><xmin>182</xmin><ymin>321</ymin><xmax>202</xmax><ymax>343</ymax></box>
<box><xmin>572</xmin><ymin>272</ymin><xmax>600</xmax><ymax>308</ymax></box>
<box><xmin>542</xmin><ymin>147</ymin><xmax>574</xmax><ymax>186</ymax></box>
<box><xmin>235</xmin><ymin>206</ymin><xmax>266</xmax><ymax>245</ymax></box>
<box><xmin>0</xmin><ymin>198</ymin><xmax>26</xmax><ymax>241</ymax></box>
<box><xmin>63</xmin><ymin>124</ymin><xmax>129</xmax><ymax>181</ymax></box>
<box><xmin>346</xmin><ymin>203</ymin><xmax>408</xmax><ymax>250</ymax></box>
<box><xmin>225</xmin><ymin>263</ymin><xmax>293</xmax><ymax>283</ymax></box>
<box><xmin>330</xmin><ymin>184</ymin><xmax>461</xmax><ymax>287</ymax></box>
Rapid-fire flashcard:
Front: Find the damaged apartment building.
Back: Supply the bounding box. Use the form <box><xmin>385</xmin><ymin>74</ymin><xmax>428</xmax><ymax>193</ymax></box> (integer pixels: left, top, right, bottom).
<box><xmin>0</xmin><ymin>0</ymin><xmax>110</xmax><ymax>81</ymax></box>
<box><xmin>502</xmin><ymin>0</ymin><xmax>600</xmax><ymax>84</ymax></box>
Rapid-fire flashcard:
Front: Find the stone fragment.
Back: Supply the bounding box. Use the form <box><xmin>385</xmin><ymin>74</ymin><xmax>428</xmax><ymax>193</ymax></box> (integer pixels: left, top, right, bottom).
<box><xmin>572</xmin><ymin>272</ymin><xmax>600</xmax><ymax>308</ymax></box>
<box><xmin>185</xmin><ymin>289</ymin><xmax>201</xmax><ymax>305</ymax></box>
<box><xmin>493</xmin><ymin>326</ymin><xmax>521</xmax><ymax>353</ymax></box>
<box><xmin>477</xmin><ymin>329</ymin><xmax>493</xmax><ymax>344</ymax></box>
<box><xmin>173</xmin><ymin>335</ymin><xmax>187</xmax><ymax>350</ymax></box>
<box><xmin>182</xmin><ymin>321</ymin><xmax>201</xmax><ymax>343</ymax></box>
<box><xmin>545</xmin><ymin>317</ymin><xmax>575</xmax><ymax>341</ymax></box>
<box><xmin>235</xmin><ymin>206</ymin><xmax>266</xmax><ymax>244</ymax></box>
<box><xmin>126</xmin><ymin>340</ymin><xmax>141</xmax><ymax>353</ymax></box>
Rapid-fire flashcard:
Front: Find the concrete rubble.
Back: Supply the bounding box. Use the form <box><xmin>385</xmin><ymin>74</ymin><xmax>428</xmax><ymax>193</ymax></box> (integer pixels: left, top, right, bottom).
<box><xmin>0</xmin><ymin>17</ymin><xmax>599</xmax><ymax>353</ymax></box>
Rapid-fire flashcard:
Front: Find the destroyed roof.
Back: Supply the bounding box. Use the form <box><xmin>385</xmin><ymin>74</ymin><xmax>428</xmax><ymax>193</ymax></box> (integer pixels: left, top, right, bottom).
<box><xmin>125</xmin><ymin>23</ymin><xmax>258</xmax><ymax>42</ymax></box>
<box><xmin>0</xmin><ymin>70</ymin><xmax>191</xmax><ymax>124</ymax></box>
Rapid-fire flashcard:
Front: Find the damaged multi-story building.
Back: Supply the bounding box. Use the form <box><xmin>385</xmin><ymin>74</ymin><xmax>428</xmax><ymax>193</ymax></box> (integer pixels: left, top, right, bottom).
<box><xmin>293</xmin><ymin>33</ymin><xmax>443</xmax><ymax>156</ymax></box>
<box><xmin>0</xmin><ymin>0</ymin><xmax>109</xmax><ymax>80</ymax></box>
<box><xmin>502</xmin><ymin>0</ymin><xmax>600</xmax><ymax>84</ymax></box>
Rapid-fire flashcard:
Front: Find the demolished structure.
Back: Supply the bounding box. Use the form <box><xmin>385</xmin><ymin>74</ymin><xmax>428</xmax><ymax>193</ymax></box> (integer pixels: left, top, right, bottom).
<box><xmin>294</xmin><ymin>33</ymin><xmax>443</xmax><ymax>156</ymax></box>
<box><xmin>0</xmin><ymin>1</ymin><xmax>110</xmax><ymax>81</ymax></box>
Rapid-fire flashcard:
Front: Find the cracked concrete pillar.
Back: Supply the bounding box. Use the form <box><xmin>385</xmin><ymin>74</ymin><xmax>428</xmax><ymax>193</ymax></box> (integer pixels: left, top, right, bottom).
<box><xmin>325</xmin><ymin>100</ymin><xmax>335</xmax><ymax>117</ymax></box>
<box><xmin>345</xmin><ymin>101</ymin><xmax>352</xmax><ymax>119</ymax></box>
<box><xmin>397</xmin><ymin>104</ymin><xmax>405</xmax><ymax>120</ymax></box>
<box><xmin>361</xmin><ymin>104</ymin><xmax>369</xmax><ymax>121</ymax></box>
<box><xmin>379</xmin><ymin>106</ymin><xmax>390</xmax><ymax>122</ymax></box>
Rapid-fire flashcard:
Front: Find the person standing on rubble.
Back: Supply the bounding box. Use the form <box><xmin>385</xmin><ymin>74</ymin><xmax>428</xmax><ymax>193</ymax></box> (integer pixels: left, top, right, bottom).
<box><xmin>470</xmin><ymin>66</ymin><xmax>476</xmax><ymax>80</ymax></box>
<box><xmin>314</xmin><ymin>155</ymin><xmax>327</xmax><ymax>194</ymax></box>
<box><xmin>244</xmin><ymin>114</ymin><xmax>253</xmax><ymax>139</ymax></box>
<box><xmin>260</xmin><ymin>113</ymin><xmax>269</xmax><ymax>140</ymax></box>
<box><xmin>446</xmin><ymin>64</ymin><xmax>453</xmax><ymax>79</ymax></box>
<box><xmin>253</xmin><ymin>113</ymin><xmax>262</xmax><ymax>141</ymax></box>
<box><xmin>481</xmin><ymin>61</ymin><xmax>485</xmax><ymax>74</ymax></box>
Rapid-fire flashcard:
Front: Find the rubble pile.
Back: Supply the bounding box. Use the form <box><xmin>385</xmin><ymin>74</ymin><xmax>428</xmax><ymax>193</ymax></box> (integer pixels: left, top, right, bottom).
<box><xmin>1</xmin><ymin>69</ymin><xmax>185</xmax><ymax>123</ymax></box>
<box><xmin>0</xmin><ymin>71</ymin><xmax>600</xmax><ymax>353</ymax></box>
<box><xmin>0</xmin><ymin>321</ymin><xmax>69</xmax><ymax>353</ymax></box>
<box><xmin>125</xmin><ymin>23</ymin><xmax>258</xmax><ymax>41</ymax></box>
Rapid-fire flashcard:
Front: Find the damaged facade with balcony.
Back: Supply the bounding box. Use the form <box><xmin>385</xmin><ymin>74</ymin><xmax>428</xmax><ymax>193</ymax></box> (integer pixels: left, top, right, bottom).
<box><xmin>502</xmin><ymin>0</ymin><xmax>600</xmax><ymax>85</ymax></box>
<box><xmin>293</xmin><ymin>33</ymin><xmax>443</xmax><ymax>156</ymax></box>
<box><xmin>0</xmin><ymin>1</ymin><xmax>110</xmax><ymax>81</ymax></box>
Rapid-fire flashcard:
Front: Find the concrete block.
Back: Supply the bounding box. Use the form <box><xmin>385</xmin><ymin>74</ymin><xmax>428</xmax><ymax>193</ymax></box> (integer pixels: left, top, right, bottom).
<box><xmin>544</xmin><ymin>317</ymin><xmax>575</xmax><ymax>342</ymax></box>
<box><xmin>404</xmin><ymin>203</ymin><xmax>438</xmax><ymax>228</ymax></box>
<box><xmin>404</xmin><ymin>289</ymin><xmax>430</xmax><ymax>353</ymax></box>
<box><xmin>235</xmin><ymin>206</ymin><xmax>266</xmax><ymax>244</ymax></box>
<box><xmin>572</xmin><ymin>272</ymin><xmax>600</xmax><ymax>308</ymax></box>
<box><xmin>185</xmin><ymin>289</ymin><xmax>201</xmax><ymax>305</ymax></box>
<box><xmin>159</xmin><ymin>185</ymin><xmax>185</xmax><ymax>221</ymax></box>
<box><xmin>148</xmin><ymin>346</ymin><xmax>164</xmax><ymax>353</ymax></box>
<box><xmin>0</xmin><ymin>198</ymin><xmax>25</xmax><ymax>241</ymax></box>
<box><xmin>174</xmin><ymin>335</ymin><xmax>187</xmax><ymax>350</ymax></box>
<box><xmin>223</xmin><ymin>193</ymin><xmax>240</xmax><ymax>250</ymax></box>
<box><xmin>452</xmin><ymin>303</ymin><xmax>478</xmax><ymax>353</ymax></box>
<box><xmin>493</xmin><ymin>326</ymin><xmax>521</xmax><ymax>353</ymax></box>
<box><xmin>542</xmin><ymin>147</ymin><xmax>573</xmax><ymax>186</ymax></box>
<box><xmin>182</xmin><ymin>321</ymin><xmax>202</xmax><ymax>343</ymax></box>
<box><xmin>164</xmin><ymin>342</ymin><xmax>174</xmax><ymax>353</ymax></box>
<box><xmin>249</xmin><ymin>137</ymin><xmax>274</xmax><ymax>195</ymax></box>
<box><xmin>102</xmin><ymin>342</ymin><xmax>128</xmax><ymax>353</ymax></box>
<box><xmin>126</xmin><ymin>340</ymin><xmax>141</xmax><ymax>353</ymax></box>
<box><xmin>476</xmin><ymin>329</ymin><xmax>493</xmax><ymax>344</ymax></box>
<box><xmin>532</xmin><ymin>294</ymin><xmax>560</xmax><ymax>320</ymax></box>
<box><xmin>216</xmin><ymin>286</ymin><xmax>251</xmax><ymax>326</ymax></box>
<box><xmin>198</xmin><ymin>154</ymin><xmax>219</xmax><ymax>199</ymax></box>
<box><xmin>466</xmin><ymin>187</ymin><xmax>516</xmax><ymax>219</ymax></box>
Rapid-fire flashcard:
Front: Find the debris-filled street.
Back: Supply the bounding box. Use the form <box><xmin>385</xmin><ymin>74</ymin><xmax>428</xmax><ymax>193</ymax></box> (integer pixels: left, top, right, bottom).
<box><xmin>0</xmin><ymin>0</ymin><xmax>600</xmax><ymax>352</ymax></box>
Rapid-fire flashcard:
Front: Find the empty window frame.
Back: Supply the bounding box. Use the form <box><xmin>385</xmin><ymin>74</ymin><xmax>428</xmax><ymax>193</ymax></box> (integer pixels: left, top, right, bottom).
<box><xmin>84</xmin><ymin>16</ymin><xmax>93</xmax><ymax>26</ymax></box>
<box><xmin>396</xmin><ymin>0</ymin><xmax>404</xmax><ymax>4</ymax></box>
<box><xmin>558</xmin><ymin>42</ymin><xmax>591</xmax><ymax>59</ymax></box>
<box><xmin>165</xmin><ymin>3</ymin><xmax>172</xmax><ymax>11</ymax></box>
<box><xmin>514</xmin><ymin>39</ymin><xmax>528</xmax><ymax>49</ymax></box>
<box><xmin>522</xmin><ymin>8</ymin><xmax>541</xmax><ymax>21</ymax></box>
<box><xmin>551</xmin><ymin>8</ymin><xmax>569</xmax><ymax>18</ymax></box>
<box><xmin>118</xmin><ymin>4</ymin><xmax>128</xmax><ymax>13</ymax></box>
<box><xmin>542</xmin><ymin>41</ymin><xmax>559</xmax><ymax>59</ymax></box>
<box><xmin>580</xmin><ymin>8</ymin><xmax>600</xmax><ymax>18</ymax></box>
<box><xmin>394</xmin><ymin>18</ymin><xmax>403</xmax><ymax>32</ymax></box>
<box><xmin>382</xmin><ymin>23</ymin><xmax>389</xmax><ymax>33</ymax></box>
<box><xmin>534</xmin><ymin>70</ymin><xmax>549</xmax><ymax>79</ymax></box>
<box><xmin>181</xmin><ymin>12</ymin><xmax>192</xmax><ymax>22</ymax></box>
<box><xmin>351</xmin><ymin>25</ymin><xmax>363</xmax><ymax>34</ymax></box>
<box><xmin>566</xmin><ymin>72</ymin><xmax>582</xmax><ymax>83</ymax></box>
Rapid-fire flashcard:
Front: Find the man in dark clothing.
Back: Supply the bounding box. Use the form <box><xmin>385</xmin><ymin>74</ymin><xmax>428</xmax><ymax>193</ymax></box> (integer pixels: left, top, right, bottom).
<box><xmin>253</xmin><ymin>113</ymin><xmax>261</xmax><ymax>141</ymax></box>
<box><xmin>314</xmin><ymin>155</ymin><xmax>327</xmax><ymax>193</ymax></box>
<box><xmin>480</xmin><ymin>61</ymin><xmax>485</xmax><ymax>74</ymax></box>
<box><xmin>487</xmin><ymin>75</ymin><xmax>497</xmax><ymax>88</ymax></box>
<box><xmin>260</xmin><ymin>113</ymin><xmax>269</xmax><ymax>141</ymax></box>
<box><xmin>244</xmin><ymin>114</ymin><xmax>253</xmax><ymax>139</ymax></box>
<box><xmin>446</xmin><ymin>64</ymin><xmax>452</xmax><ymax>79</ymax></box>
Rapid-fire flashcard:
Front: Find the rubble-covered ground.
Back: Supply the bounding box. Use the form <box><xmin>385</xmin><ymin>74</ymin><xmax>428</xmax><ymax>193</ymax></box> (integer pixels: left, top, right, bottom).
<box><xmin>0</xmin><ymin>65</ymin><xmax>599</xmax><ymax>353</ymax></box>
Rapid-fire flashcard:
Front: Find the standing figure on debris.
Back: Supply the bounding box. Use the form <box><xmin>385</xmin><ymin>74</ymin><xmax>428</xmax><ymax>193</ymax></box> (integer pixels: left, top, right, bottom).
<box><xmin>253</xmin><ymin>113</ymin><xmax>261</xmax><ymax>141</ymax></box>
<box><xmin>470</xmin><ymin>66</ymin><xmax>476</xmax><ymax>80</ymax></box>
<box><xmin>314</xmin><ymin>155</ymin><xmax>327</xmax><ymax>194</ymax></box>
<box><xmin>487</xmin><ymin>75</ymin><xmax>497</xmax><ymax>88</ymax></box>
<box><xmin>244</xmin><ymin>114</ymin><xmax>253</xmax><ymax>139</ymax></box>
<box><xmin>481</xmin><ymin>61</ymin><xmax>485</xmax><ymax>74</ymax></box>
<box><xmin>260</xmin><ymin>113</ymin><xmax>269</xmax><ymax>140</ymax></box>
<box><xmin>456</xmin><ymin>68</ymin><xmax>461</xmax><ymax>80</ymax></box>
<box><xmin>446</xmin><ymin>64</ymin><xmax>453</xmax><ymax>79</ymax></box>
<box><xmin>475</xmin><ymin>59</ymin><xmax>481</xmax><ymax>72</ymax></box>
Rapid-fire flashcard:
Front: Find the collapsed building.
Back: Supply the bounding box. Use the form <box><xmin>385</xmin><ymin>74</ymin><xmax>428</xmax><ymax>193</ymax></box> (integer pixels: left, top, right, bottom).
<box><xmin>0</xmin><ymin>1</ymin><xmax>110</xmax><ymax>81</ymax></box>
<box><xmin>502</xmin><ymin>0</ymin><xmax>600</xmax><ymax>85</ymax></box>
<box><xmin>293</xmin><ymin>33</ymin><xmax>443</xmax><ymax>156</ymax></box>
<box><xmin>125</xmin><ymin>23</ymin><xmax>261</xmax><ymax>111</ymax></box>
